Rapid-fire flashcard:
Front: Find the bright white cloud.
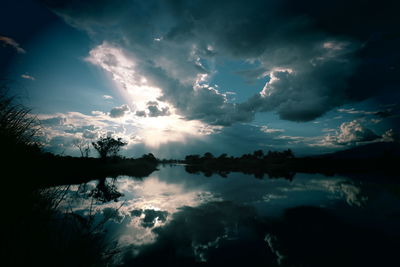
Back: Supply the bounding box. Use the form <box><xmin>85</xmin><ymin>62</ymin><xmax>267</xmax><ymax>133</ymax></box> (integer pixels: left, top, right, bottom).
<box><xmin>316</xmin><ymin>120</ymin><xmax>381</xmax><ymax>147</ymax></box>
<box><xmin>334</xmin><ymin>120</ymin><xmax>379</xmax><ymax>145</ymax></box>
<box><xmin>86</xmin><ymin>43</ymin><xmax>164</xmax><ymax>111</ymax></box>
<box><xmin>21</xmin><ymin>74</ymin><xmax>35</xmax><ymax>80</ymax></box>
<box><xmin>337</xmin><ymin>108</ymin><xmax>375</xmax><ymax>115</ymax></box>
<box><xmin>0</xmin><ymin>35</ymin><xmax>26</xmax><ymax>53</ymax></box>
<box><xmin>260</xmin><ymin>126</ymin><xmax>284</xmax><ymax>134</ymax></box>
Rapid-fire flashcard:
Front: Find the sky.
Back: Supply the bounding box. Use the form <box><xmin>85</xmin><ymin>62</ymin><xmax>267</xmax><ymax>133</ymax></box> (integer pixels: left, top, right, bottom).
<box><xmin>1</xmin><ymin>0</ymin><xmax>399</xmax><ymax>158</ymax></box>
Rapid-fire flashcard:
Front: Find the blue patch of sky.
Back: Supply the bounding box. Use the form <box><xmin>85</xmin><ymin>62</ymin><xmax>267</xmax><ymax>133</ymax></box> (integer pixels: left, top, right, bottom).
<box><xmin>6</xmin><ymin>21</ymin><xmax>121</xmax><ymax>115</ymax></box>
<box><xmin>209</xmin><ymin>58</ymin><xmax>268</xmax><ymax>102</ymax></box>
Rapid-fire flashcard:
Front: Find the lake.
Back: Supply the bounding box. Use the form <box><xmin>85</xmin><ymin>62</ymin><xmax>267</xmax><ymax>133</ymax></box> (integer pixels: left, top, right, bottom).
<box><xmin>50</xmin><ymin>164</ymin><xmax>400</xmax><ymax>266</ymax></box>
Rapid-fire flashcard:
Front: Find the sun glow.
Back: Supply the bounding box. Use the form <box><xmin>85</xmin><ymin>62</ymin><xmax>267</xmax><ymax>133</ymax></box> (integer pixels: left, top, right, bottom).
<box><xmin>86</xmin><ymin>43</ymin><xmax>163</xmax><ymax>111</ymax></box>
<box><xmin>86</xmin><ymin>42</ymin><xmax>219</xmax><ymax>147</ymax></box>
<box><xmin>134</xmin><ymin>114</ymin><xmax>218</xmax><ymax>147</ymax></box>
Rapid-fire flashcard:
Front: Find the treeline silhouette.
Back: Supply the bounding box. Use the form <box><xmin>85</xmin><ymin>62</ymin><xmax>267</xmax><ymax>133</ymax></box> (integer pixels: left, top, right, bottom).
<box><xmin>183</xmin><ymin>150</ymin><xmax>295</xmax><ymax>179</ymax></box>
<box><xmin>180</xmin><ymin>147</ymin><xmax>399</xmax><ymax>179</ymax></box>
<box><xmin>28</xmin><ymin>152</ymin><xmax>158</xmax><ymax>187</ymax></box>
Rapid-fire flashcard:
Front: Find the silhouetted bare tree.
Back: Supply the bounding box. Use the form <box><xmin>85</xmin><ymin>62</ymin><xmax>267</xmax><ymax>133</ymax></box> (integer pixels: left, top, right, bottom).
<box><xmin>73</xmin><ymin>139</ymin><xmax>91</xmax><ymax>157</ymax></box>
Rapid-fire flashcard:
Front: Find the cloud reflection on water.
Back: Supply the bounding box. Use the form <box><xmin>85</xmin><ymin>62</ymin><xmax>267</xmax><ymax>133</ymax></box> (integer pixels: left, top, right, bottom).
<box><xmin>49</xmin><ymin>165</ymin><xmax>372</xmax><ymax>265</ymax></box>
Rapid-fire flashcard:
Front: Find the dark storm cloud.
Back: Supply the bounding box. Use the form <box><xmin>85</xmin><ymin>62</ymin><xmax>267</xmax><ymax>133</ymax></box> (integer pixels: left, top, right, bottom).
<box><xmin>146</xmin><ymin>101</ymin><xmax>170</xmax><ymax>117</ymax></box>
<box><xmin>281</xmin><ymin>0</ymin><xmax>399</xmax><ymax>40</ymax></box>
<box><xmin>375</xmin><ymin>110</ymin><xmax>393</xmax><ymax>118</ymax></box>
<box><xmin>147</xmin><ymin>105</ymin><xmax>170</xmax><ymax>117</ymax></box>
<box><xmin>109</xmin><ymin>104</ymin><xmax>129</xmax><ymax>118</ymax></box>
<box><xmin>135</xmin><ymin>110</ymin><xmax>146</xmax><ymax>117</ymax></box>
<box><xmin>134</xmin><ymin>101</ymin><xmax>171</xmax><ymax>117</ymax></box>
<box><xmin>374</xmin><ymin>104</ymin><xmax>400</xmax><ymax>118</ymax></box>
<box><xmin>47</xmin><ymin>135</ymin><xmax>74</xmax><ymax>149</ymax></box>
<box><xmin>280</xmin><ymin>0</ymin><xmax>400</xmax><ymax>104</ymax></box>
<box><xmin>41</xmin><ymin>0</ymin><xmax>399</xmax><ymax>124</ymax></box>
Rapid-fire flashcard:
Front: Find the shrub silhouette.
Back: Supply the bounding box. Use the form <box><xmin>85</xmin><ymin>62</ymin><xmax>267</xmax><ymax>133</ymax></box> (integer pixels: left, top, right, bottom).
<box><xmin>0</xmin><ymin>85</ymin><xmax>41</xmax><ymax>148</ymax></box>
<box><xmin>140</xmin><ymin>153</ymin><xmax>158</xmax><ymax>162</ymax></box>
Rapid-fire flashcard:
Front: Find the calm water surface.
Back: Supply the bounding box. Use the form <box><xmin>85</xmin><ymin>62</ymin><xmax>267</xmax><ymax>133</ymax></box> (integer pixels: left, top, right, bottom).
<box><xmin>52</xmin><ymin>165</ymin><xmax>400</xmax><ymax>266</ymax></box>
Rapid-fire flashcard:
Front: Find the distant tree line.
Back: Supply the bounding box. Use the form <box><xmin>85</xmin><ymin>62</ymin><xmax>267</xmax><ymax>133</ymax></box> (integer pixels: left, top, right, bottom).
<box><xmin>184</xmin><ymin>149</ymin><xmax>294</xmax><ymax>164</ymax></box>
<box><xmin>183</xmin><ymin>149</ymin><xmax>296</xmax><ymax>179</ymax></box>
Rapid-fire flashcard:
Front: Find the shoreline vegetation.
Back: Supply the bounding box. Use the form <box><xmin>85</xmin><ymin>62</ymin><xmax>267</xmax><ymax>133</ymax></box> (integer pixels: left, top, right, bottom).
<box><xmin>1</xmin><ymin>88</ymin><xmax>160</xmax><ymax>266</ymax></box>
<box><xmin>174</xmin><ymin>145</ymin><xmax>400</xmax><ymax>179</ymax></box>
